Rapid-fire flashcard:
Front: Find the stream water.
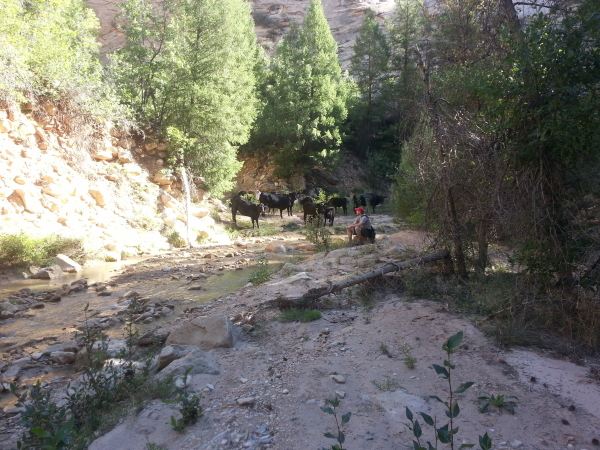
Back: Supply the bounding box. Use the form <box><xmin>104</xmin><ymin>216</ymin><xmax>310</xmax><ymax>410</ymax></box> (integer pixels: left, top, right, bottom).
<box><xmin>0</xmin><ymin>249</ymin><xmax>297</xmax><ymax>409</ymax></box>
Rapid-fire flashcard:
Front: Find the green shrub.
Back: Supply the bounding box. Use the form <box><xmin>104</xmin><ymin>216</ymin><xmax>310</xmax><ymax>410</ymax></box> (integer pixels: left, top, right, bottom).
<box><xmin>249</xmin><ymin>252</ymin><xmax>271</xmax><ymax>285</ymax></box>
<box><xmin>278</xmin><ymin>309</ymin><xmax>322</xmax><ymax>323</ymax></box>
<box><xmin>164</xmin><ymin>229</ymin><xmax>187</xmax><ymax>248</ymax></box>
<box><xmin>0</xmin><ymin>232</ymin><xmax>85</xmax><ymax>269</ymax></box>
<box><xmin>304</xmin><ymin>221</ymin><xmax>333</xmax><ymax>252</ymax></box>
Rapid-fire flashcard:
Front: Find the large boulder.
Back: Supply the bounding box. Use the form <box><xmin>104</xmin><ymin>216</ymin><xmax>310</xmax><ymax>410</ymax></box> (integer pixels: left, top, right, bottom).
<box><xmin>165</xmin><ymin>314</ymin><xmax>237</xmax><ymax>349</ymax></box>
<box><xmin>54</xmin><ymin>254</ymin><xmax>82</xmax><ymax>273</ymax></box>
<box><xmin>157</xmin><ymin>345</ymin><xmax>220</xmax><ymax>379</ymax></box>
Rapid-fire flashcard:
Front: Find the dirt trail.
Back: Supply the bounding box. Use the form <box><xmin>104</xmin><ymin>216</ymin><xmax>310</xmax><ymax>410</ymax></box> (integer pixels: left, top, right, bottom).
<box><xmin>2</xmin><ymin>213</ymin><xmax>599</xmax><ymax>450</ymax></box>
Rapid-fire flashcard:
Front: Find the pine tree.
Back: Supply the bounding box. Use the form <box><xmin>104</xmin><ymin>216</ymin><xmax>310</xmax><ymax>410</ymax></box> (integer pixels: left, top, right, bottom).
<box><xmin>348</xmin><ymin>9</ymin><xmax>390</xmax><ymax>159</ymax></box>
<box><xmin>351</xmin><ymin>10</ymin><xmax>389</xmax><ymax>113</ymax></box>
<box><xmin>260</xmin><ymin>0</ymin><xmax>349</xmax><ymax>177</ymax></box>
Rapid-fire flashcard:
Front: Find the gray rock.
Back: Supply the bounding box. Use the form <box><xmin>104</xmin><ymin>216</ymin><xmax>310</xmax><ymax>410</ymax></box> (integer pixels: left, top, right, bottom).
<box><xmin>0</xmin><ymin>365</ymin><xmax>21</xmax><ymax>383</ymax></box>
<box><xmin>331</xmin><ymin>374</ymin><xmax>346</xmax><ymax>384</ymax></box>
<box><xmin>50</xmin><ymin>351</ymin><xmax>76</xmax><ymax>365</ymax></box>
<box><xmin>54</xmin><ymin>254</ymin><xmax>82</xmax><ymax>273</ymax></box>
<box><xmin>236</xmin><ymin>397</ymin><xmax>256</xmax><ymax>406</ymax></box>
<box><xmin>165</xmin><ymin>314</ymin><xmax>237</xmax><ymax>349</ymax></box>
<box><xmin>157</xmin><ymin>346</ymin><xmax>220</xmax><ymax>379</ymax></box>
<box><xmin>43</xmin><ymin>340</ymin><xmax>79</xmax><ymax>355</ymax></box>
<box><xmin>33</xmin><ymin>265</ymin><xmax>64</xmax><ymax>279</ymax></box>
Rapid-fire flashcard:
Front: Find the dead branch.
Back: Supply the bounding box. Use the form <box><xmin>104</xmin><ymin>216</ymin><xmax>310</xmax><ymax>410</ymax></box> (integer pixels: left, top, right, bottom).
<box><xmin>276</xmin><ymin>250</ymin><xmax>450</xmax><ymax>308</ymax></box>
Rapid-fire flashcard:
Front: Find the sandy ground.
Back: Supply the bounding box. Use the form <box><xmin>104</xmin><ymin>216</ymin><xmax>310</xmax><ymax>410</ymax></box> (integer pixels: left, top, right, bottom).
<box><xmin>2</xmin><ymin>212</ymin><xmax>600</xmax><ymax>450</ymax></box>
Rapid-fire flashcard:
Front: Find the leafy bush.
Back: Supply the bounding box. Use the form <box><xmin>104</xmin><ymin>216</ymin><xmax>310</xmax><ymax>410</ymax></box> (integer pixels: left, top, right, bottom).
<box><xmin>405</xmin><ymin>331</ymin><xmax>492</xmax><ymax>450</ymax></box>
<box><xmin>12</xmin><ymin>303</ymin><xmax>175</xmax><ymax>449</ymax></box>
<box><xmin>164</xmin><ymin>229</ymin><xmax>186</xmax><ymax>248</ymax></box>
<box><xmin>11</xmin><ymin>382</ymin><xmax>75</xmax><ymax>450</ymax></box>
<box><xmin>0</xmin><ymin>232</ymin><xmax>85</xmax><ymax>269</ymax></box>
<box><xmin>304</xmin><ymin>221</ymin><xmax>333</xmax><ymax>252</ymax></box>
<box><xmin>166</xmin><ymin>367</ymin><xmax>203</xmax><ymax>432</ymax></box>
<box><xmin>0</xmin><ymin>0</ymin><xmax>127</xmax><ymax>120</ymax></box>
<box><xmin>249</xmin><ymin>252</ymin><xmax>271</xmax><ymax>285</ymax></box>
<box><xmin>278</xmin><ymin>309</ymin><xmax>322</xmax><ymax>323</ymax></box>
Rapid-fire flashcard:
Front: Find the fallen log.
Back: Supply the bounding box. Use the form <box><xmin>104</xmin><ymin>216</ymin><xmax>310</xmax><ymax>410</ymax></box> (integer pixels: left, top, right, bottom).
<box><xmin>277</xmin><ymin>250</ymin><xmax>450</xmax><ymax>308</ymax></box>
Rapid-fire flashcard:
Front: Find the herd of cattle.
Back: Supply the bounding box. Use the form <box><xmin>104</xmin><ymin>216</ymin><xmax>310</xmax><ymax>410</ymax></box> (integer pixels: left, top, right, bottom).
<box><xmin>230</xmin><ymin>190</ymin><xmax>387</xmax><ymax>229</ymax></box>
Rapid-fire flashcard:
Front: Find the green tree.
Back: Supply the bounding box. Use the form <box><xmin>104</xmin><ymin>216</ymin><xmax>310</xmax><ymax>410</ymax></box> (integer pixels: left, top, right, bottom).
<box><xmin>0</xmin><ymin>0</ymin><xmax>121</xmax><ymax>119</ymax></box>
<box><xmin>480</xmin><ymin>2</ymin><xmax>600</xmax><ymax>281</ymax></box>
<box><xmin>347</xmin><ymin>9</ymin><xmax>390</xmax><ymax>160</ymax></box>
<box><xmin>111</xmin><ymin>0</ymin><xmax>260</xmax><ymax>196</ymax></box>
<box><xmin>257</xmin><ymin>0</ymin><xmax>349</xmax><ymax>177</ymax></box>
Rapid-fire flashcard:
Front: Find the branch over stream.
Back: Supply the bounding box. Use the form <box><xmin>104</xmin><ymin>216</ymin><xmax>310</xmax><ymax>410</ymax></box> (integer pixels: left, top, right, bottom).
<box><xmin>276</xmin><ymin>250</ymin><xmax>450</xmax><ymax>308</ymax></box>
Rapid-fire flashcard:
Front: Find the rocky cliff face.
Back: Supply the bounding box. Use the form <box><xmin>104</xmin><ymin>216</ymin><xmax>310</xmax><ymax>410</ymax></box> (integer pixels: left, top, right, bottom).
<box><xmin>87</xmin><ymin>0</ymin><xmax>397</xmax><ymax>66</ymax></box>
<box><xmin>0</xmin><ymin>107</ymin><xmax>229</xmax><ymax>268</ymax></box>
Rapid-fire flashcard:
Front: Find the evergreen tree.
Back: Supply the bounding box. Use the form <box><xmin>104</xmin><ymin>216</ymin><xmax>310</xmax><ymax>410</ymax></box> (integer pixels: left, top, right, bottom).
<box><xmin>111</xmin><ymin>0</ymin><xmax>260</xmax><ymax>196</ymax></box>
<box><xmin>351</xmin><ymin>10</ymin><xmax>389</xmax><ymax>113</ymax></box>
<box><xmin>258</xmin><ymin>0</ymin><xmax>349</xmax><ymax>177</ymax></box>
<box><xmin>347</xmin><ymin>9</ymin><xmax>390</xmax><ymax>159</ymax></box>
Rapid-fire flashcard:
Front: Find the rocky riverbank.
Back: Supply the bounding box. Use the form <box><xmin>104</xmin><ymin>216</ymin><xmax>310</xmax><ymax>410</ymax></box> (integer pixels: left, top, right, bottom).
<box><xmin>1</xmin><ymin>225</ymin><xmax>599</xmax><ymax>450</ymax></box>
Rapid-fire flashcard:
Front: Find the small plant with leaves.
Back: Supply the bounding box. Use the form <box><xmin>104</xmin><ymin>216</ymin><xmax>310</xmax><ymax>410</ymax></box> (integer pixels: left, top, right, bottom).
<box><xmin>379</xmin><ymin>342</ymin><xmax>390</xmax><ymax>356</ymax></box>
<box><xmin>476</xmin><ymin>393</ymin><xmax>518</xmax><ymax>414</ymax></box>
<box><xmin>320</xmin><ymin>397</ymin><xmax>352</xmax><ymax>450</ymax></box>
<box><xmin>371</xmin><ymin>377</ymin><xmax>400</xmax><ymax>392</ymax></box>
<box><xmin>11</xmin><ymin>381</ymin><xmax>75</xmax><ymax>450</ymax></box>
<box><xmin>304</xmin><ymin>220</ymin><xmax>333</xmax><ymax>252</ymax></box>
<box><xmin>278</xmin><ymin>309</ymin><xmax>322</xmax><ymax>323</ymax></box>
<box><xmin>167</xmin><ymin>367</ymin><xmax>203</xmax><ymax>432</ymax></box>
<box><xmin>401</xmin><ymin>344</ymin><xmax>417</xmax><ymax>369</ymax></box>
<box><xmin>405</xmin><ymin>331</ymin><xmax>492</xmax><ymax>450</ymax></box>
<box><xmin>249</xmin><ymin>252</ymin><xmax>271</xmax><ymax>285</ymax></box>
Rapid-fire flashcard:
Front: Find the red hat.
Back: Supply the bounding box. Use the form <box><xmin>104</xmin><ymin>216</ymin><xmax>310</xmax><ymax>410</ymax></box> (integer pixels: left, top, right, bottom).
<box><xmin>354</xmin><ymin>207</ymin><xmax>364</xmax><ymax>213</ymax></box>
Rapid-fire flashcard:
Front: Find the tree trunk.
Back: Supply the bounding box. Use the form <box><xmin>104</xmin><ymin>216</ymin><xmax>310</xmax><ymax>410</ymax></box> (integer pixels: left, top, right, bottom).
<box><xmin>275</xmin><ymin>251</ymin><xmax>450</xmax><ymax>308</ymax></box>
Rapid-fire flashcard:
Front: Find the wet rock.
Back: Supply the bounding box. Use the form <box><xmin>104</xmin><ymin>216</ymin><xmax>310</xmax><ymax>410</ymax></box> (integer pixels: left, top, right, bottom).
<box><xmin>0</xmin><ymin>312</ymin><xmax>15</xmax><ymax>319</ymax></box>
<box><xmin>45</xmin><ymin>293</ymin><xmax>62</xmax><ymax>303</ymax></box>
<box><xmin>165</xmin><ymin>314</ymin><xmax>237</xmax><ymax>349</ymax></box>
<box><xmin>32</xmin><ymin>265</ymin><xmax>64</xmax><ymax>279</ymax></box>
<box><xmin>71</xmin><ymin>278</ymin><xmax>88</xmax><ymax>286</ymax></box>
<box><xmin>2</xmin><ymin>303</ymin><xmax>23</xmax><ymax>313</ymax></box>
<box><xmin>97</xmin><ymin>291</ymin><xmax>113</xmax><ymax>297</ymax></box>
<box><xmin>50</xmin><ymin>351</ymin><xmax>76</xmax><ymax>365</ymax></box>
<box><xmin>30</xmin><ymin>302</ymin><xmax>45</xmax><ymax>309</ymax></box>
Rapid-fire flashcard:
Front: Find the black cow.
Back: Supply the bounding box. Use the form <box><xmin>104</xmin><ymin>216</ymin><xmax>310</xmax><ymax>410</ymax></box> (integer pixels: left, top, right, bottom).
<box><xmin>303</xmin><ymin>202</ymin><xmax>326</xmax><ymax>224</ymax></box>
<box><xmin>258</xmin><ymin>192</ymin><xmax>294</xmax><ymax>218</ymax></box>
<box><xmin>362</xmin><ymin>193</ymin><xmax>387</xmax><ymax>214</ymax></box>
<box><xmin>353</xmin><ymin>194</ymin><xmax>366</xmax><ymax>209</ymax></box>
<box><xmin>323</xmin><ymin>207</ymin><xmax>335</xmax><ymax>227</ymax></box>
<box><xmin>298</xmin><ymin>195</ymin><xmax>314</xmax><ymax>206</ymax></box>
<box><xmin>327</xmin><ymin>197</ymin><xmax>348</xmax><ymax>215</ymax></box>
<box><xmin>231</xmin><ymin>195</ymin><xmax>265</xmax><ymax>229</ymax></box>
